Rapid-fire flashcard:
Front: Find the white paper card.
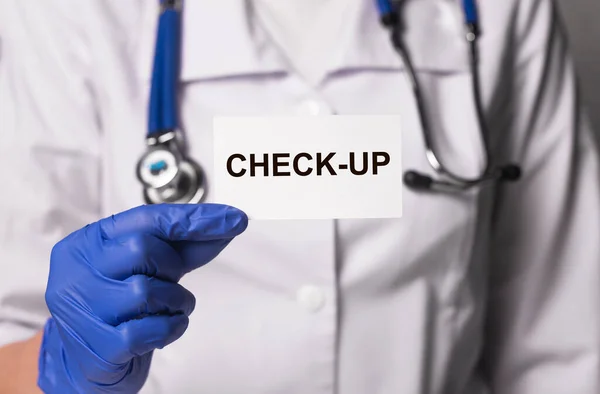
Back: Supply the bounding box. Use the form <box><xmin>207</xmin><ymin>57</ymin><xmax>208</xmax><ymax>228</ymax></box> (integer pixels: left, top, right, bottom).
<box><xmin>213</xmin><ymin>116</ymin><xmax>403</xmax><ymax>220</ymax></box>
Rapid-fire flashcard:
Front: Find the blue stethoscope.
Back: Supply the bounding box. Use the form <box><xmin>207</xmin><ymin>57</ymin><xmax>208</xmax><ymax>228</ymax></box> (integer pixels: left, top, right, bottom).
<box><xmin>137</xmin><ymin>0</ymin><xmax>521</xmax><ymax>204</ymax></box>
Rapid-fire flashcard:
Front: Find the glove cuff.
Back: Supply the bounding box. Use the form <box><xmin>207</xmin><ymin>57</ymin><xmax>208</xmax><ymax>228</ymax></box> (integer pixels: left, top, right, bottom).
<box><xmin>38</xmin><ymin>318</ymin><xmax>79</xmax><ymax>394</ymax></box>
<box><xmin>38</xmin><ymin>318</ymin><xmax>151</xmax><ymax>393</ymax></box>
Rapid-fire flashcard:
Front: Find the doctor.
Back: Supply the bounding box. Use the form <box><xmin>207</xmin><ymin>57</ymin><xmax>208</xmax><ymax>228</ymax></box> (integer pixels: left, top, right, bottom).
<box><xmin>0</xmin><ymin>0</ymin><xmax>599</xmax><ymax>393</ymax></box>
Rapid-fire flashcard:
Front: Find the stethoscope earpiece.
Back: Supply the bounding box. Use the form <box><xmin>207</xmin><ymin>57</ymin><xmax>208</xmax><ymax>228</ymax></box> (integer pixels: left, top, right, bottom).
<box><xmin>498</xmin><ymin>164</ymin><xmax>522</xmax><ymax>182</ymax></box>
<box><xmin>404</xmin><ymin>163</ymin><xmax>522</xmax><ymax>193</ymax></box>
<box><xmin>403</xmin><ymin>171</ymin><xmax>433</xmax><ymax>191</ymax></box>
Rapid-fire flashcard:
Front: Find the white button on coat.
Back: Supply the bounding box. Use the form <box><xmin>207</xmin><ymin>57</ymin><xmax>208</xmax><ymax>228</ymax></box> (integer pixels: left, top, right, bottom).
<box><xmin>296</xmin><ymin>99</ymin><xmax>332</xmax><ymax>116</ymax></box>
<box><xmin>296</xmin><ymin>285</ymin><xmax>326</xmax><ymax>312</ymax></box>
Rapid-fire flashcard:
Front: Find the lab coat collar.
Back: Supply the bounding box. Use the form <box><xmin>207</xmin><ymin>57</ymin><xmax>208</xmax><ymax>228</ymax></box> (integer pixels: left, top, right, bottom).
<box><xmin>179</xmin><ymin>0</ymin><xmax>286</xmax><ymax>80</ymax></box>
<box><xmin>327</xmin><ymin>0</ymin><xmax>404</xmax><ymax>74</ymax></box>
<box><xmin>324</xmin><ymin>0</ymin><xmax>472</xmax><ymax>75</ymax></box>
<box><xmin>138</xmin><ymin>0</ymin><xmax>468</xmax><ymax>83</ymax></box>
<box><xmin>138</xmin><ymin>0</ymin><xmax>286</xmax><ymax>83</ymax></box>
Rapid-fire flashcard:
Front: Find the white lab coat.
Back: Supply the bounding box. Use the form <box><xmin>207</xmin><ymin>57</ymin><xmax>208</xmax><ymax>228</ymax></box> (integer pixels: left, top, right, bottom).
<box><xmin>0</xmin><ymin>1</ymin><xmax>598</xmax><ymax>393</ymax></box>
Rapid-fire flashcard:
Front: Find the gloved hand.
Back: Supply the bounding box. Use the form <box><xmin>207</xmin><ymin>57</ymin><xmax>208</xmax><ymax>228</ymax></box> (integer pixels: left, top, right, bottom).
<box><xmin>38</xmin><ymin>203</ymin><xmax>248</xmax><ymax>393</ymax></box>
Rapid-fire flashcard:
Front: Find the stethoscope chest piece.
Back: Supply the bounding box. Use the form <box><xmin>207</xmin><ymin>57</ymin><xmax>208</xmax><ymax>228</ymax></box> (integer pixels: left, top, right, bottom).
<box><xmin>138</xmin><ymin>1</ymin><xmax>207</xmax><ymax>205</ymax></box>
<box><xmin>137</xmin><ymin>132</ymin><xmax>206</xmax><ymax>204</ymax></box>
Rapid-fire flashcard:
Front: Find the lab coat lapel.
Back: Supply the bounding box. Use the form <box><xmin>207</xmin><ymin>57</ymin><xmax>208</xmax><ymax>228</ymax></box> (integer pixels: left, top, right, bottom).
<box><xmin>137</xmin><ymin>0</ymin><xmax>287</xmax><ymax>83</ymax></box>
<box><xmin>327</xmin><ymin>0</ymin><xmax>470</xmax><ymax>75</ymax></box>
<box><xmin>138</xmin><ymin>0</ymin><xmax>469</xmax><ymax>83</ymax></box>
<box><xmin>180</xmin><ymin>0</ymin><xmax>287</xmax><ymax>81</ymax></box>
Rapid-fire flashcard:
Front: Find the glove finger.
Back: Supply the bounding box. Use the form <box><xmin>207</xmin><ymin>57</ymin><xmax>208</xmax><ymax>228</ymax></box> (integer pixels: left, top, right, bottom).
<box><xmin>40</xmin><ymin>317</ymin><xmax>153</xmax><ymax>389</ymax></box>
<box><xmin>90</xmin><ymin>275</ymin><xmax>196</xmax><ymax>326</ymax></box>
<box><xmin>97</xmin><ymin>203</ymin><xmax>248</xmax><ymax>242</ymax></box>
<box><xmin>172</xmin><ymin>237</ymin><xmax>233</xmax><ymax>272</ymax></box>
<box><xmin>113</xmin><ymin>314</ymin><xmax>190</xmax><ymax>363</ymax></box>
<box><xmin>57</xmin><ymin>313</ymin><xmax>189</xmax><ymax>365</ymax></box>
<box><xmin>97</xmin><ymin>233</ymin><xmax>187</xmax><ymax>282</ymax></box>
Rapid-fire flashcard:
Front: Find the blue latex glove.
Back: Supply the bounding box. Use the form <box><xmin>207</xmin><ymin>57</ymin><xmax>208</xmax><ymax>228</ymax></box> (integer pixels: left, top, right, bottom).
<box><xmin>38</xmin><ymin>204</ymin><xmax>248</xmax><ymax>393</ymax></box>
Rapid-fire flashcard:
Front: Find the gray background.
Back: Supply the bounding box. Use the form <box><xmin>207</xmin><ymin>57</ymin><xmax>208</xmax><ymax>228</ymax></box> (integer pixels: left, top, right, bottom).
<box><xmin>557</xmin><ymin>0</ymin><xmax>600</xmax><ymax>133</ymax></box>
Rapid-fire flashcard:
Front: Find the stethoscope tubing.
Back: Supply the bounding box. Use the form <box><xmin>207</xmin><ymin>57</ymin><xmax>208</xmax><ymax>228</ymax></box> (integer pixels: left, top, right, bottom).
<box><xmin>377</xmin><ymin>0</ymin><xmax>521</xmax><ymax>192</ymax></box>
<box><xmin>392</xmin><ymin>28</ymin><xmax>492</xmax><ymax>184</ymax></box>
<box><xmin>139</xmin><ymin>0</ymin><xmax>521</xmax><ymax>204</ymax></box>
<box><xmin>149</xmin><ymin>1</ymin><xmax>182</xmax><ymax>137</ymax></box>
